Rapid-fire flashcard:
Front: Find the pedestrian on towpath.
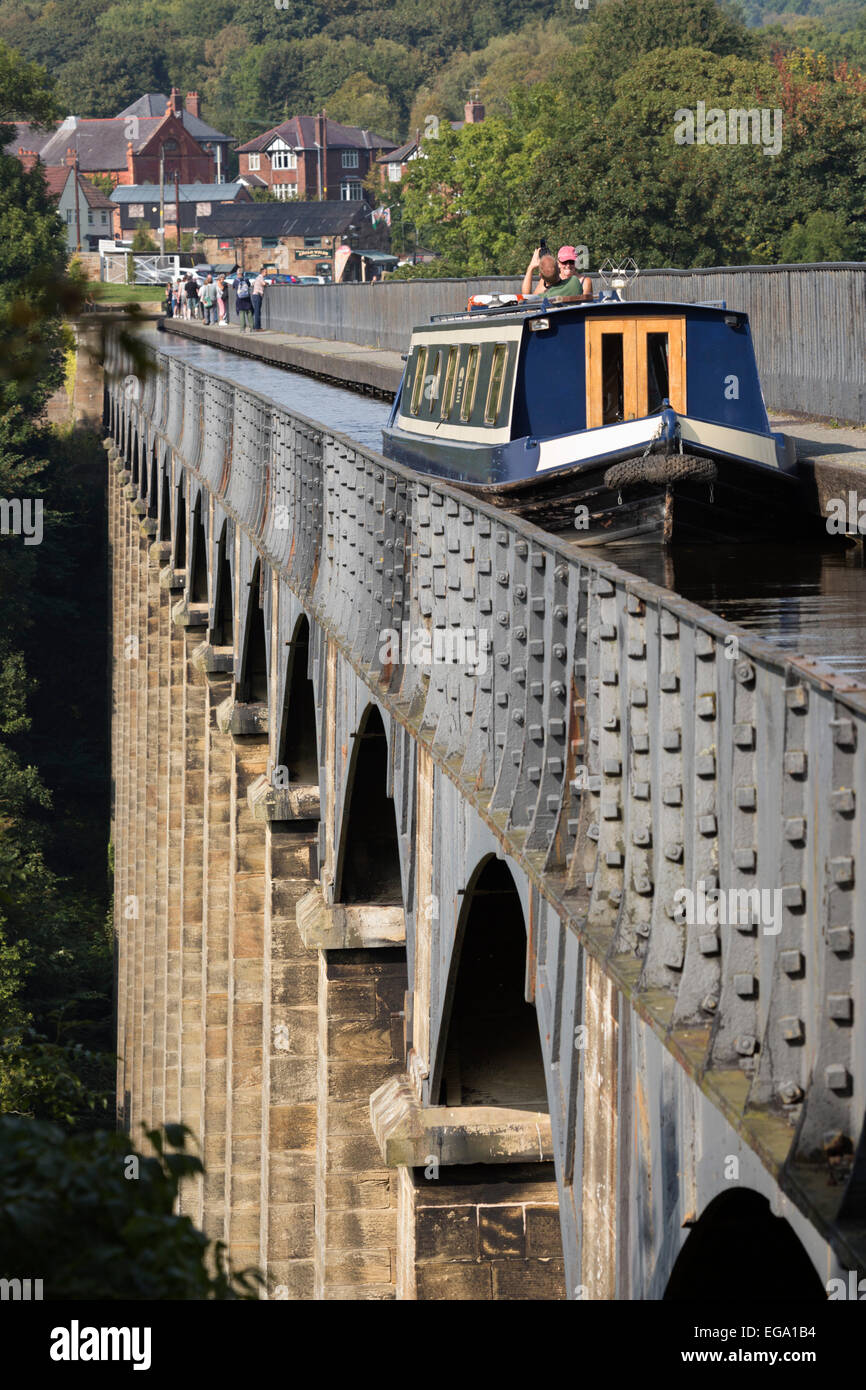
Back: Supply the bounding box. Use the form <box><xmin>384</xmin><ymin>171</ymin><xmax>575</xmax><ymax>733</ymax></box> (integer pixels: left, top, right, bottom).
<box><xmin>163</xmin><ymin>281</ymin><xmax>173</xmax><ymax>318</ymax></box>
<box><xmin>235</xmin><ymin>273</ymin><xmax>253</xmax><ymax>332</ymax></box>
<box><xmin>200</xmin><ymin>274</ymin><xmax>218</xmax><ymax>326</ymax></box>
<box><xmin>251</xmin><ymin>269</ymin><xmax>266</xmax><ymax>331</ymax></box>
<box><xmin>216</xmin><ymin>274</ymin><xmax>228</xmax><ymax>325</ymax></box>
<box><xmin>185</xmin><ymin>274</ymin><xmax>200</xmax><ymax>320</ymax></box>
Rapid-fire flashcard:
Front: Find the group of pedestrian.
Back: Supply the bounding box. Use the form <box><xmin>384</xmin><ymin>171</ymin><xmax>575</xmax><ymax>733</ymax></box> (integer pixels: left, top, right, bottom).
<box><xmin>163</xmin><ymin>269</ymin><xmax>266</xmax><ymax>332</ymax></box>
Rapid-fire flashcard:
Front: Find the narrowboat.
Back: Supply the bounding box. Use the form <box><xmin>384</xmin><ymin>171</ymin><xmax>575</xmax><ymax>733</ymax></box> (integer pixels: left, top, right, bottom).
<box><xmin>382</xmin><ymin>291</ymin><xmax>807</xmax><ymax>544</ymax></box>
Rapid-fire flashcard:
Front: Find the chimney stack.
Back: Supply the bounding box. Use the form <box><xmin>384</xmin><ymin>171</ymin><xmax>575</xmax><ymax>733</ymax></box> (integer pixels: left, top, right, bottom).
<box><xmin>66</xmin><ymin>146</ymin><xmax>77</xmax><ymax>167</ymax></box>
<box><xmin>464</xmin><ymin>93</ymin><xmax>485</xmax><ymax>124</ymax></box>
<box><xmin>185</xmin><ymin>91</ymin><xmax>200</xmax><ymax>119</ymax></box>
<box><xmin>18</xmin><ymin>147</ymin><xmax>38</xmax><ymax>172</ymax></box>
<box><xmin>169</xmin><ymin>87</ymin><xmax>182</xmax><ymax>116</ymax></box>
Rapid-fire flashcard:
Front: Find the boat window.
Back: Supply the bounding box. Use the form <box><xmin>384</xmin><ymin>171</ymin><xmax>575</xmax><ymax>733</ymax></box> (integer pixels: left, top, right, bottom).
<box><xmin>484</xmin><ymin>344</ymin><xmax>508</xmax><ymax>424</ymax></box>
<box><xmin>424</xmin><ymin>348</ymin><xmax>443</xmax><ymax>415</ymax></box>
<box><xmin>601</xmin><ymin>333</ymin><xmax>624</xmax><ymax>424</ymax></box>
<box><xmin>441</xmin><ymin>348</ymin><xmax>458</xmax><ymax>418</ymax></box>
<box><xmin>460</xmin><ymin>345</ymin><xmax>481</xmax><ymax>422</ymax></box>
<box><xmin>410</xmin><ymin>347</ymin><xmax>427</xmax><ymax>415</ymax></box>
<box><xmin>646</xmin><ymin>333</ymin><xmax>670</xmax><ymax>414</ymax></box>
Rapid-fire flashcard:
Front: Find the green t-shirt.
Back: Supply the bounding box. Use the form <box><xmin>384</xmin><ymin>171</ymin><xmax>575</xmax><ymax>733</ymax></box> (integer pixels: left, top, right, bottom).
<box><xmin>543</xmin><ymin>275</ymin><xmax>588</xmax><ymax>299</ymax></box>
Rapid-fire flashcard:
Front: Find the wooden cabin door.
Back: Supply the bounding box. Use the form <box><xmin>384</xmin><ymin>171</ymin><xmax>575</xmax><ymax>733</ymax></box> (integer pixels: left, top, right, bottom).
<box><xmin>586</xmin><ymin>317</ymin><xmax>686</xmax><ymax>428</ymax></box>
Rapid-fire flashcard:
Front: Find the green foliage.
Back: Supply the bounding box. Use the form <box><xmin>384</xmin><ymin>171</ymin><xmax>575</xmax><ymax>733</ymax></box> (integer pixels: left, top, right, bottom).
<box><xmin>132</xmin><ymin>219</ymin><xmax>159</xmax><ymax>252</ymax></box>
<box><xmin>780</xmin><ymin>208</ymin><xmax>859</xmax><ymax>260</ymax></box>
<box><xmin>0</xmin><ymin>1117</ymin><xmax>262</xmax><ymax>1298</ymax></box>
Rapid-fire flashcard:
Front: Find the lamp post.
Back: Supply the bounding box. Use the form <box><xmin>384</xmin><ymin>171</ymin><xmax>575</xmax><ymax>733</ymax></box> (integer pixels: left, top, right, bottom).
<box><xmin>159</xmin><ymin>145</ymin><xmax>166</xmax><ymax>257</ymax></box>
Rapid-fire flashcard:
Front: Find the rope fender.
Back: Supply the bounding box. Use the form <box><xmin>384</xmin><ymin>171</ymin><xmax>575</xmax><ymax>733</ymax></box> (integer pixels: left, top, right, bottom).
<box><xmin>604</xmin><ymin>453</ymin><xmax>718</xmax><ymax>489</ymax></box>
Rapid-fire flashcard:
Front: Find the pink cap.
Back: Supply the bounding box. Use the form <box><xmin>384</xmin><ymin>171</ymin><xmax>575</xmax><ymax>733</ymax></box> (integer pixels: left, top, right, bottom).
<box><xmin>557</xmin><ymin>245</ymin><xmax>577</xmax><ymax>262</ymax></box>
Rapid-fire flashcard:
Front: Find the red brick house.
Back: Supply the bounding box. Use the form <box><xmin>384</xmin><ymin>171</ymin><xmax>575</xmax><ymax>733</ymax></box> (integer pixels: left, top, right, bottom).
<box><xmin>10</xmin><ymin>90</ymin><xmax>226</xmax><ymax>189</ymax></box>
<box><xmin>235</xmin><ymin>114</ymin><xmax>396</xmax><ymax>204</ymax></box>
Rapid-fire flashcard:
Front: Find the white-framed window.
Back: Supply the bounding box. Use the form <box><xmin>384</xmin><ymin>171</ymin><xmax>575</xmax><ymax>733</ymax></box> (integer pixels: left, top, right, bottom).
<box><xmin>270</xmin><ymin>149</ymin><xmax>297</xmax><ymax>170</ymax></box>
<box><xmin>341</xmin><ymin>181</ymin><xmax>363</xmax><ymax>200</ymax></box>
<box><xmin>88</xmin><ymin>211</ymin><xmax>95</xmax><ymax>225</ymax></box>
<box><xmin>273</xmin><ymin>183</ymin><xmax>298</xmax><ymax>200</ymax></box>
<box><xmin>66</xmin><ymin>209</ymin><xmax>74</xmax><ymax>224</ymax></box>
<box><xmin>248</xmin><ymin>153</ymin><xmax>260</xmax><ymax>171</ymax></box>
<box><xmin>100</xmin><ymin>211</ymin><xmax>108</xmax><ymax>223</ymax></box>
<box><xmin>387</xmin><ymin>162</ymin><xmax>402</xmax><ymax>182</ymax></box>
<box><xmin>341</xmin><ymin>149</ymin><xmax>359</xmax><ymax>168</ymax></box>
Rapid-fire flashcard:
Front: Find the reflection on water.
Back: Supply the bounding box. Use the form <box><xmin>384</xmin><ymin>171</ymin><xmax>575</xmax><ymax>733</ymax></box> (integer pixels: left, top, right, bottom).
<box><xmin>150</xmin><ymin>331</ymin><xmax>866</xmax><ymax>681</ymax></box>
<box><xmin>589</xmin><ymin>538</ymin><xmax>866</xmax><ymax>679</ymax></box>
<box><xmin>152</xmin><ymin>330</ymin><xmax>390</xmax><ymax>451</ymax></box>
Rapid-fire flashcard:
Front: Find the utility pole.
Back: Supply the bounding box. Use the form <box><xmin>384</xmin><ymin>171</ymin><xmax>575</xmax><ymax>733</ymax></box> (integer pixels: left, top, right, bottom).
<box><xmin>73</xmin><ymin>149</ymin><xmax>82</xmax><ymax>252</ymax></box>
<box><xmin>159</xmin><ymin>145</ymin><xmax>165</xmax><ymax>255</ymax></box>
<box><xmin>174</xmin><ymin>170</ymin><xmax>181</xmax><ymax>250</ymax></box>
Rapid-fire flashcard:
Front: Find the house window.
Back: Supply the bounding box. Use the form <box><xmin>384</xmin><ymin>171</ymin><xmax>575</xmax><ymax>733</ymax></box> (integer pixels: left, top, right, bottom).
<box><xmin>273</xmin><ymin>184</ymin><xmax>298</xmax><ymax>200</ymax></box>
<box><xmin>66</xmin><ymin>209</ymin><xmax>74</xmax><ymax>224</ymax></box>
<box><xmin>341</xmin><ymin>149</ymin><xmax>359</xmax><ymax>169</ymax></box>
<box><xmin>218</xmin><ymin>239</ymin><xmax>231</xmax><ymax>250</ymax></box>
<box><xmin>270</xmin><ymin>149</ymin><xmax>297</xmax><ymax>170</ymax></box>
<box><xmin>100</xmin><ymin>211</ymin><xmax>108</xmax><ymax>224</ymax></box>
<box><xmin>304</xmin><ymin>237</ymin><xmax>322</xmax><ymax>248</ymax></box>
<box><xmin>128</xmin><ymin>203</ymin><xmax>144</xmax><ymax>219</ymax></box>
<box><xmin>261</xmin><ymin>237</ymin><xmax>278</xmax><ymax>249</ymax></box>
<box><xmin>341</xmin><ymin>181</ymin><xmax>363</xmax><ymax>200</ymax></box>
<box><xmin>248</xmin><ymin>153</ymin><xmax>261</xmax><ymax>171</ymax></box>
<box><xmin>163</xmin><ymin>138</ymin><xmax>178</xmax><ymax>152</ymax></box>
<box><xmin>88</xmin><ymin>211</ymin><xmax>94</xmax><ymax>225</ymax></box>
<box><xmin>387</xmin><ymin>162</ymin><xmax>402</xmax><ymax>182</ymax></box>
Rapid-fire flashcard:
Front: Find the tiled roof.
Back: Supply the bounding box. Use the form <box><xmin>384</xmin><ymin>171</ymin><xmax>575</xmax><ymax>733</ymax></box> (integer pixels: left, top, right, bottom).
<box><xmin>40</xmin><ymin>166</ymin><xmax>114</xmax><ymax>208</ymax></box>
<box><xmin>2</xmin><ymin>121</ymin><xmax>55</xmax><ymax>155</ymax></box>
<box><xmin>116</xmin><ymin>95</ymin><xmax>231</xmax><ymax>144</ymax></box>
<box><xmin>43</xmin><ymin>166</ymin><xmax>71</xmax><ymax>196</ymax></box>
<box><xmin>235</xmin><ymin>116</ymin><xmax>396</xmax><ymax>155</ymax></box>
<box><xmin>110</xmin><ymin>182</ymin><xmax>247</xmax><ymax>202</ymax></box>
<box><xmin>376</xmin><ymin>139</ymin><xmax>418</xmax><ymax>164</ymax></box>
<box><xmin>36</xmin><ymin>113</ymin><xmax>212</xmax><ymax>172</ymax></box>
<box><xmin>196</xmin><ymin>199</ymin><xmax>371</xmax><ymax>238</ymax></box>
<box><xmin>80</xmin><ymin>177</ymin><xmax>116</xmax><ymax>210</ymax></box>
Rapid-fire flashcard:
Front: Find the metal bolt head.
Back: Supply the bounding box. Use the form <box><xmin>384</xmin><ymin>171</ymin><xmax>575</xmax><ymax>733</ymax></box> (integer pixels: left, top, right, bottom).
<box><xmin>778</xmin><ymin>1081</ymin><xmax>803</xmax><ymax>1104</ymax></box>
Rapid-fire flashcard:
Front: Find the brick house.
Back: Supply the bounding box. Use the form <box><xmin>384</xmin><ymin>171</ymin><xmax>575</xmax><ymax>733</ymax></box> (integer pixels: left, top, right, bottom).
<box><xmin>235</xmin><ymin>114</ymin><xmax>396</xmax><ymax>204</ymax></box>
<box><xmin>10</xmin><ymin>90</ymin><xmax>229</xmax><ymax>189</ymax></box>
<box><xmin>376</xmin><ymin>97</ymin><xmax>487</xmax><ymax>191</ymax></box>
<box><xmin>195</xmin><ymin>200</ymin><xmax>388</xmax><ymax>277</ymax></box>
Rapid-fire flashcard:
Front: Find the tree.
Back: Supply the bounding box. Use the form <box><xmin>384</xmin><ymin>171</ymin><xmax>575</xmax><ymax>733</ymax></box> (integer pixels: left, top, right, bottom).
<box><xmin>0</xmin><ymin>1118</ymin><xmax>262</xmax><ymax>1299</ymax></box>
<box><xmin>131</xmin><ymin>219</ymin><xmax>158</xmax><ymax>252</ymax></box>
<box><xmin>327</xmin><ymin>72</ymin><xmax>402</xmax><ymax>139</ymax></box>
<box><xmin>779</xmin><ymin>209</ymin><xmax>859</xmax><ymax>261</ymax></box>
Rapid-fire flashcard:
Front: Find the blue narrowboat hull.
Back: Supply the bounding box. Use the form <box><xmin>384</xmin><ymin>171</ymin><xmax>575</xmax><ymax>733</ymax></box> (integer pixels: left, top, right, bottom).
<box><xmin>381</xmin><ymin>297</ymin><xmax>811</xmax><ymax>544</ymax></box>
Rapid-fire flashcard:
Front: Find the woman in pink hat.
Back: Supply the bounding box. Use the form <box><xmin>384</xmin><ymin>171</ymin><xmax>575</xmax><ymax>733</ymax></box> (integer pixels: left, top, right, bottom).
<box><xmin>547</xmin><ymin>245</ymin><xmax>592</xmax><ymax>298</ymax></box>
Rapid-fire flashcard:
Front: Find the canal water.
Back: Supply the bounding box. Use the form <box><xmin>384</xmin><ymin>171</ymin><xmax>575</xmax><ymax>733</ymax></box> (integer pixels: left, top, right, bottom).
<box><xmin>153</xmin><ymin>331</ymin><xmax>866</xmax><ymax>682</ymax></box>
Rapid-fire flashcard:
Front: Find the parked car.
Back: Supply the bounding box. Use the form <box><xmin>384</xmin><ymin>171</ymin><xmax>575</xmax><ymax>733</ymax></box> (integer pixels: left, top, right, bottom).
<box><xmin>263</xmin><ymin>273</ymin><xmax>300</xmax><ymax>286</ymax></box>
<box><xmin>295</xmin><ymin>275</ymin><xmax>329</xmax><ymax>285</ymax></box>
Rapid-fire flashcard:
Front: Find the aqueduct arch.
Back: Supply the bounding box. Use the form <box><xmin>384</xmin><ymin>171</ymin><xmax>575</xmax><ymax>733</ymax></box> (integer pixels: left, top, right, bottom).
<box><xmin>435</xmin><ymin>855</ymin><xmax>547</xmax><ymax>1111</ymax></box>
<box><xmin>664</xmin><ymin>1189</ymin><xmax>826</xmax><ymax>1301</ymax></box>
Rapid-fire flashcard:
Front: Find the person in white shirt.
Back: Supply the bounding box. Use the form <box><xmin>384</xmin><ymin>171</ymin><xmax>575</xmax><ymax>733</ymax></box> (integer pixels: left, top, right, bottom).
<box><xmin>251</xmin><ymin>271</ymin><xmax>266</xmax><ymax>331</ymax></box>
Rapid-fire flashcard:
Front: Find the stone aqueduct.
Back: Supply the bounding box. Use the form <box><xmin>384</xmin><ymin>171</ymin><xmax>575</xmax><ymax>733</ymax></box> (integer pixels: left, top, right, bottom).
<box><xmin>105</xmin><ymin>335</ymin><xmax>865</xmax><ymax>1300</ymax></box>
